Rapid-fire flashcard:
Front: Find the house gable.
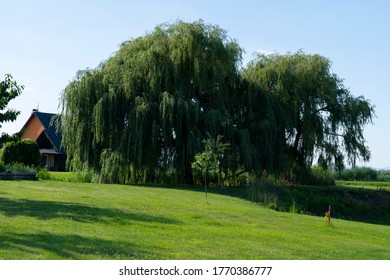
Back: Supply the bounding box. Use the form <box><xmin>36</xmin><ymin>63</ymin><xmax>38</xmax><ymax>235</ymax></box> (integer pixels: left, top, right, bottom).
<box><xmin>21</xmin><ymin>114</ymin><xmax>45</xmax><ymax>141</ymax></box>
<box><xmin>21</xmin><ymin>111</ymin><xmax>64</xmax><ymax>154</ymax></box>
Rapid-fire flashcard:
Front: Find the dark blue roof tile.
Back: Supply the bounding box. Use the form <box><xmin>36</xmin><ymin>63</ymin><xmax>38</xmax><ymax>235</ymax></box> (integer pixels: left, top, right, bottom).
<box><xmin>33</xmin><ymin>112</ymin><xmax>65</xmax><ymax>154</ymax></box>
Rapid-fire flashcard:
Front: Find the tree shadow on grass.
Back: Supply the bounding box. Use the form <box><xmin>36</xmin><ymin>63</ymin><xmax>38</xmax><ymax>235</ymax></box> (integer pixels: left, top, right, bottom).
<box><xmin>0</xmin><ymin>231</ymin><xmax>157</xmax><ymax>259</ymax></box>
<box><xmin>138</xmin><ymin>183</ymin><xmax>390</xmax><ymax>225</ymax></box>
<box><xmin>137</xmin><ymin>183</ymin><xmax>248</xmax><ymax>199</ymax></box>
<box><xmin>0</xmin><ymin>197</ymin><xmax>181</xmax><ymax>225</ymax></box>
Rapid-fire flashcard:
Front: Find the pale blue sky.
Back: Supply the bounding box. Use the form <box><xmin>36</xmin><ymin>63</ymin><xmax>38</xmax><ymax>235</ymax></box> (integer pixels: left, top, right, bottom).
<box><xmin>1</xmin><ymin>0</ymin><xmax>389</xmax><ymax>168</ymax></box>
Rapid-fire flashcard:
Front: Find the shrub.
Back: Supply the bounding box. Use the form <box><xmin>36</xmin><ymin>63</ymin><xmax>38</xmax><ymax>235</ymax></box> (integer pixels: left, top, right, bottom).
<box><xmin>376</xmin><ymin>170</ymin><xmax>390</xmax><ymax>181</ymax></box>
<box><xmin>337</xmin><ymin>167</ymin><xmax>378</xmax><ymax>181</ymax></box>
<box><xmin>236</xmin><ymin>172</ymin><xmax>250</xmax><ymax>187</ymax></box>
<box><xmin>37</xmin><ymin>168</ymin><xmax>51</xmax><ymax>180</ymax></box>
<box><xmin>308</xmin><ymin>166</ymin><xmax>335</xmax><ymax>186</ymax></box>
<box><xmin>1</xmin><ymin>140</ymin><xmax>41</xmax><ymax>167</ymax></box>
<box><xmin>4</xmin><ymin>163</ymin><xmax>36</xmax><ymax>172</ymax></box>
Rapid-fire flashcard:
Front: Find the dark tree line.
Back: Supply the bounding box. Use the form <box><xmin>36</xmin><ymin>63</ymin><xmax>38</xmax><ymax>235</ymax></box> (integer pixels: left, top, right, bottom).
<box><xmin>59</xmin><ymin>20</ymin><xmax>374</xmax><ymax>185</ymax></box>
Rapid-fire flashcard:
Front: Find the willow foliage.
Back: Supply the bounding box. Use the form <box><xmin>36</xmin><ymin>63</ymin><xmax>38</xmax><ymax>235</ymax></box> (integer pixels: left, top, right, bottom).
<box><xmin>61</xmin><ymin>20</ymin><xmax>276</xmax><ymax>184</ymax></box>
<box><xmin>60</xmin><ymin>21</ymin><xmax>374</xmax><ymax>185</ymax></box>
<box><xmin>244</xmin><ymin>52</ymin><xmax>375</xmax><ymax>182</ymax></box>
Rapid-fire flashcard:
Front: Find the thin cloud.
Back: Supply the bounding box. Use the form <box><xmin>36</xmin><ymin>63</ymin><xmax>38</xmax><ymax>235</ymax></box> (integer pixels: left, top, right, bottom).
<box><xmin>256</xmin><ymin>49</ymin><xmax>276</xmax><ymax>55</ymax></box>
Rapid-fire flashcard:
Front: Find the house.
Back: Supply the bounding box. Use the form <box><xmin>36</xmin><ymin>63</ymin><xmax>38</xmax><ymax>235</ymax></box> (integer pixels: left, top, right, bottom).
<box><xmin>21</xmin><ymin>110</ymin><xmax>66</xmax><ymax>171</ymax></box>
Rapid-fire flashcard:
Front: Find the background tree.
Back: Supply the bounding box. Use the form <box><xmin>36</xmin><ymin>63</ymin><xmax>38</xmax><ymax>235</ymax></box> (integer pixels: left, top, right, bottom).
<box><xmin>244</xmin><ymin>51</ymin><xmax>375</xmax><ymax>182</ymax></box>
<box><xmin>0</xmin><ymin>74</ymin><xmax>24</xmax><ymax>147</ymax></box>
<box><xmin>0</xmin><ymin>131</ymin><xmax>22</xmax><ymax>148</ymax></box>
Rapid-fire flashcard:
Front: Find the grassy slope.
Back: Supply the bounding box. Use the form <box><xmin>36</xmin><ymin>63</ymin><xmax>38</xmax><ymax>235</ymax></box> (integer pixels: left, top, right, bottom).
<box><xmin>0</xmin><ymin>180</ymin><xmax>389</xmax><ymax>260</ymax></box>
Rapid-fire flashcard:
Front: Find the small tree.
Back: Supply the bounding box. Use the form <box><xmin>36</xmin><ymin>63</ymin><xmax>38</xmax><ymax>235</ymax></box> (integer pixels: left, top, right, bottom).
<box><xmin>1</xmin><ymin>140</ymin><xmax>41</xmax><ymax>168</ymax></box>
<box><xmin>192</xmin><ymin>135</ymin><xmax>230</xmax><ymax>196</ymax></box>
<box><xmin>0</xmin><ymin>74</ymin><xmax>24</xmax><ymax>148</ymax></box>
<box><xmin>0</xmin><ymin>74</ymin><xmax>23</xmax><ymax>128</ymax></box>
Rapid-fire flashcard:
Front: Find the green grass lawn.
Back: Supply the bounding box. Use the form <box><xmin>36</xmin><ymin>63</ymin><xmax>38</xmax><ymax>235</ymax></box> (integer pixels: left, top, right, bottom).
<box><xmin>0</xmin><ymin>180</ymin><xmax>389</xmax><ymax>260</ymax></box>
<box><xmin>337</xmin><ymin>180</ymin><xmax>390</xmax><ymax>190</ymax></box>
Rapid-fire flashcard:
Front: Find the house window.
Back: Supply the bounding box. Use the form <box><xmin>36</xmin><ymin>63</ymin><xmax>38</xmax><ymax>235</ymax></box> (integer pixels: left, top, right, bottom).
<box><xmin>50</xmin><ymin>155</ymin><xmax>55</xmax><ymax>168</ymax></box>
<box><xmin>44</xmin><ymin>155</ymin><xmax>55</xmax><ymax>169</ymax></box>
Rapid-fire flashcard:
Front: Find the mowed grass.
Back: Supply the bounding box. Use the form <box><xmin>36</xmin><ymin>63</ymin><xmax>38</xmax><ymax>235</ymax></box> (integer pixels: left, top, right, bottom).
<box><xmin>337</xmin><ymin>180</ymin><xmax>390</xmax><ymax>190</ymax></box>
<box><xmin>0</xmin><ymin>180</ymin><xmax>389</xmax><ymax>260</ymax></box>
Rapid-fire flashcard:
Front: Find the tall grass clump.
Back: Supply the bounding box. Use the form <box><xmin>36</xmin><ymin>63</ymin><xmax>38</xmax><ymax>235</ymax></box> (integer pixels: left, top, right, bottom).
<box><xmin>247</xmin><ymin>175</ymin><xmax>291</xmax><ymax>211</ymax></box>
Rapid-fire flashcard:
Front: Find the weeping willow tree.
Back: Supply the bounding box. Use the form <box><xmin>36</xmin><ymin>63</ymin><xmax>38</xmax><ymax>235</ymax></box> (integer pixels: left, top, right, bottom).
<box><xmin>61</xmin><ymin>20</ymin><xmax>282</xmax><ymax>184</ymax></box>
<box><xmin>243</xmin><ymin>52</ymin><xmax>375</xmax><ymax>183</ymax></box>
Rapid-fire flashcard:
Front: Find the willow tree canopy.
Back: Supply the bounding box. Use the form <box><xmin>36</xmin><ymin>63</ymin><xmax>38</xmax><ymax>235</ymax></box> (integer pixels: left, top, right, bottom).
<box><xmin>243</xmin><ymin>52</ymin><xmax>375</xmax><ymax>182</ymax></box>
<box><xmin>60</xmin><ymin>20</ymin><xmax>281</xmax><ymax>184</ymax></box>
<box><xmin>60</xmin><ymin>21</ymin><xmax>374</xmax><ymax>185</ymax></box>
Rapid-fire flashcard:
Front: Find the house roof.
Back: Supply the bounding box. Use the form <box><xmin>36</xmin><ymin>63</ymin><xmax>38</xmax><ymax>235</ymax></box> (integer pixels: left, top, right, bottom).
<box><xmin>23</xmin><ymin>111</ymin><xmax>65</xmax><ymax>154</ymax></box>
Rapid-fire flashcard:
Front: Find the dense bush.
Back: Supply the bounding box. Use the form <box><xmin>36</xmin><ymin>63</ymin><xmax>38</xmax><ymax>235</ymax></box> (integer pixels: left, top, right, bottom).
<box><xmin>3</xmin><ymin>162</ymin><xmax>36</xmax><ymax>172</ymax></box>
<box><xmin>337</xmin><ymin>167</ymin><xmax>378</xmax><ymax>181</ymax></box>
<box><xmin>308</xmin><ymin>166</ymin><xmax>335</xmax><ymax>186</ymax></box>
<box><xmin>377</xmin><ymin>170</ymin><xmax>390</xmax><ymax>181</ymax></box>
<box><xmin>1</xmin><ymin>140</ymin><xmax>41</xmax><ymax>167</ymax></box>
<box><xmin>37</xmin><ymin>168</ymin><xmax>51</xmax><ymax>180</ymax></box>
